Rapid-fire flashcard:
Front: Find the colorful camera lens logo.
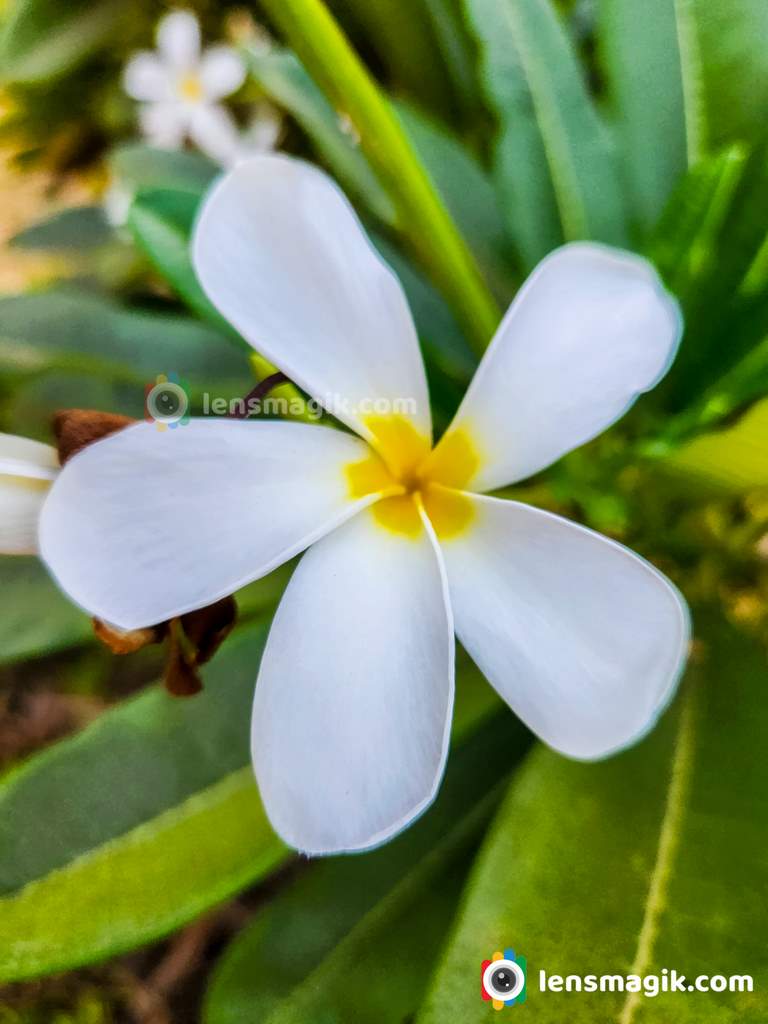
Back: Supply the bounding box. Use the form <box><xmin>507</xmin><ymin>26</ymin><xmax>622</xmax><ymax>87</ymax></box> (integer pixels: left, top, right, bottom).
<box><xmin>481</xmin><ymin>949</ymin><xmax>527</xmax><ymax>1010</ymax></box>
<box><xmin>145</xmin><ymin>373</ymin><xmax>190</xmax><ymax>431</ymax></box>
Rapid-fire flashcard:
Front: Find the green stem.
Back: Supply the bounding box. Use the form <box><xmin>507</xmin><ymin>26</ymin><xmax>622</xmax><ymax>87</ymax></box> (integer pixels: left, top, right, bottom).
<box><xmin>259</xmin><ymin>0</ymin><xmax>501</xmax><ymax>356</ymax></box>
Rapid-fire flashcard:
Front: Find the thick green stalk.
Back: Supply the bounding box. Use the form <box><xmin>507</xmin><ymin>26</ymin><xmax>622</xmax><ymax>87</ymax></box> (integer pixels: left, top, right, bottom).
<box><xmin>259</xmin><ymin>0</ymin><xmax>501</xmax><ymax>355</ymax></box>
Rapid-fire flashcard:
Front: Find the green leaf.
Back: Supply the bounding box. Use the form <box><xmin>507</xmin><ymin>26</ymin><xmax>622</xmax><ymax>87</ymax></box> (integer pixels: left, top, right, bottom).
<box><xmin>0</xmin><ymin>621</ymin><xmax>289</xmax><ymax>981</ymax></box>
<box><xmin>244</xmin><ymin>46</ymin><xmax>396</xmax><ymax>227</ymax></box>
<box><xmin>415</xmin><ymin>613</ymin><xmax>768</xmax><ymax>1022</ymax></box>
<box><xmin>394</xmin><ymin>101</ymin><xmax>517</xmax><ymax>302</ymax></box>
<box><xmin>659</xmin><ymin>398</ymin><xmax>768</xmax><ymax>492</ymax></box>
<box><xmin>5</xmin><ymin>371</ymin><xmax>143</xmax><ymax>440</ymax></box>
<box><xmin>335</xmin><ymin>0</ymin><xmax>455</xmax><ymax>121</ymax></box>
<box><xmin>263</xmin><ymin>792</ymin><xmax>498</xmax><ymax>1024</ymax></box>
<box><xmin>108</xmin><ymin>144</ymin><xmax>218</xmax><ymax>198</ymax></box>
<box><xmin>693</xmin><ymin>0</ymin><xmax>768</xmax><ymax>151</ymax></box>
<box><xmin>127</xmin><ymin>187</ymin><xmax>313</xmax><ymax>419</ymax></box>
<box><xmin>259</xmin><ymin>0</ymin><xmax>501</xmax><ymax>355</ymax></box>
<box><xmin>0</xmin><ymin>768</ymin><xmax>285</xmax><ymax>983</ymax></box>
<box><xmin>0</xmin><ymin>288</ymin><xmax>249</xmax><ymax>391</ymax></box>
<box><xmin>596</xmin><ymin>0</ymin><xmax>690</xmax><ymax>234</ymax></box>
<box><xmin>204</xmin><ymin>712</ymin><xmax>525</xmax><ymax>1024</ymax></box>
<box><xmin>465</xmin><ymin>0</ymin><xmax>628</xmax><ymax>269</ymax></box>
<box><xmin>0</xmin><ymin>603</ymin><xmax>501</xmax><ymax>981</ymax></box>
<box><xmin>0</xmin><ymin>0</ymin><xmax>122</xmax><ymax>83</ymax></box>
<box><xmin>0</xmin><ymin>557</ymin><xmax>92</xmax><ymax>665</ymax></box>
<box><xmin>10</xmin><ymin>206</ymin><xmax>112</xmax><ymax>251</ymax></box>
<box><xmin>648</xmin><ymin>144</ymin><xmax>747</xmax><ymax>302</ymax></box>
<box><xmin>127</xmin><ymin>188</ymin><xmax>241</xmax><ymax>341</ymax></box>
<box><xmin>651</xmin><ymin>143</ymin><xmax>768</xmax><ymax>414</ymax></box>
<box><xmin>373</xmin><ymin>233</ymin><xmax>476</xmax><ymax>392</ymax></box>
<box><xmin>420</xmin><ymin>0</ymin><xmax>483</xmax><ymax>123</ymax></box>
<box><xmin>246</xmin><ymin>45</ymin><xmax>515</xmax><ymax>303</ymax></box>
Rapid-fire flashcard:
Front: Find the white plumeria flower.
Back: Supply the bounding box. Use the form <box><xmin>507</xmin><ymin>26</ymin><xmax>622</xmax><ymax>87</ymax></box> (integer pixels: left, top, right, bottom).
<box><xmin>38</xmin><ymin>156</ymin><xmax>690</xmax><ymax>855</ymax></box>
<box><xmin>0</xmin><ymin>434</ymin><xmax>58</xmax><ymax>554</ymax></box>
<box><xmin>123</xmin><ymin>10</ymin><xmax>247</xmax><ymax>167</ymax></box>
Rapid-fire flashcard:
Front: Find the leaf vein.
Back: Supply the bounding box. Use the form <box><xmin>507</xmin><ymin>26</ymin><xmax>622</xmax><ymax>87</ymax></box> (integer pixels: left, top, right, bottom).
<box><xmin>617</xmin><ymin>687</ymin><xmax>698</xmax><ymax>1024</ymax></box>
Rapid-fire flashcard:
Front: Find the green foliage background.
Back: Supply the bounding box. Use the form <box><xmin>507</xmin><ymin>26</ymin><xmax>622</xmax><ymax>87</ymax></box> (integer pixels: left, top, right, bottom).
<box><xmin>0</xmin><ymin>0</ymin><xmax>767</xmax><ymax>1020</ymax></box>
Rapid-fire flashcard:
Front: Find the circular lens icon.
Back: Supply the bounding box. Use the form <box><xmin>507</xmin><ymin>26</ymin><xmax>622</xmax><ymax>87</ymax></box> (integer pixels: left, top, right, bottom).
<box><xmin>482</xmin><ymin>959</ymin><xmax>525</xmax><ymax>1002</ymax></box>
<box><xmin>146</xmin><ymin>381</ymin><xmax>188</xmax><ymax>425</ymax></box>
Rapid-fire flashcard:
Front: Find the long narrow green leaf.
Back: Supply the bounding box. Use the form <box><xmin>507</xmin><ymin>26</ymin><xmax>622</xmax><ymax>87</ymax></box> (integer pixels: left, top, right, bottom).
<box><xmin>0</xmin><ymin>289</ymin><xmax>249</xmax><ymax>390</ymax></box>
<box><xmin>0</xmin><ymin>768</ymin><xmax>286</xmax><ymax>982</ymax></box>
<box><xmin>108</xmin><ymin>144</ymin><xmax>217</xmax><ymax>200</ymax></box>
<box><xmin>10</xmin><ymin>206</ymin><xmax>112</xmax><ymax>251</ymax></box>
<box><xmin>373</xmin><ymin>234</ymin><xmax>476</xmax><ymax>393</ymax></box>
<box><xmin>692</xmin><ymin>0</ymin><xmax>768</xmax><ymax>151</ymax></box>
<box><xmin>394</xmin><ymin>101</ymin><xmax>517</xmax><ymax>303</ymax></box>
<box><xmin>659</xmin><ymin>398</ymin><xmax>768</xmax><ymax>492</ymax></box>
<box><xmin>465</xmin><ymin>0</ymin><xmax>628</xmax><ymax>269</ymax></box>
<box><xmin>0</xmin><ymin>623</ymin><xmax>270</xmax><ymax>895</ymax></box>
<box><xmin>245</xmin><ymin>45</ymin><xmax>514</xmax><ymax>303</ymax></box>
<box><xmin>204</xmin><ymin>713</ymin><xmax>526</xmax><ymax>1024</ymax></box>
<box><xmin>127</xmin><ymin>188</ymin><xmax>247</xmax><ymax>345</ymax></box>
<box><xmin>652</xmin><ymin>143</ymin><xmax>768</xmax><ymax>411</ymax></box>
<box><xmin>596</xmin><ymin>0</ymin><xmax>689</xmax><ymax>234</ymax></box>
<box><xmin>258</xmin><ymin>0</ymin><xmax>501</xmax><ymax>355</ymax></box>
<box><xmin>0</xmin><ymin>622</ymin><xmax>289</xmax><ymax>980</ymax></box>
<box><xmin>0</xmin><ymin>0</ymin><xmax>122</xmax><ymax>83</ymax></box>
<box><xmin>0</xmin><ymin>615</ymin><xmax>503</xmax><ymax>980</ymax></box>
<box><xmin>415</xmin><ymin>613</ymin><xmax>768</xmax><ymax>1022</ymax></box>
<box><xmin>264</xmin><ymin>791</ymin><xmax>500</xmax><ymax>1024</ymax></box>
<box><xmin>648</xmin><ymin>144</ymin><xmax>746</xmax><ymax>302</ymax></box>
<box><xmin>243</xmin><ymin>46</ymin><xmax>396</xmax><ymax>227</ymax></box>
<box><xmin>127</xmin><ymin>186</ymin><xmax>324</xmax><ymax>421</ymax></box>
<box><xmin>335</xmin><ymin>0</ymin><xmax>453</xmax><ymax>120</ymax></box>
<box><xmin>0</xmin><ymin>558</ymin><xmax>92</xmax><ymax>665</ymax></box>
<box><xmin>421</xmin><ymin>0</ymin><xmax>483</xmax><ymax>122</ymax></box>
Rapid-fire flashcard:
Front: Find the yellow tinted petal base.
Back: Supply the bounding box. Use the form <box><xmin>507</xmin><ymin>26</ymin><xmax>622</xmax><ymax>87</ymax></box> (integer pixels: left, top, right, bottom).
<box><xmin>421</xmin><ymin>484</ymin><xmax>474</xmax><ymax>540</ymax></box>
<box><xmin>421</xmin><ymin>427</ymin><xmax>480</xmax><ymax>490</ymax></box>
<box><xmin>178</xmin><ymin>73</ymin><xmax>204</xmax><ymax>101</ymax></box>
<box><xmin>344</xmin><ymin>415</ymin><xmax>480</xmax><ymax>541</ymax></box>
<box><xmin>371</xmin><ymin>494</ymin><xmax>422</xmax><ymax>538</ymax></box>
<box><xmin>364</xmin><ymin>413</ymin><xmax>431</xmax><ymax>481</ymax></box>
<box><xmin>345</xmin><ymin>449</ymin><xmax>398</xmax><ymax>501</ymax></box>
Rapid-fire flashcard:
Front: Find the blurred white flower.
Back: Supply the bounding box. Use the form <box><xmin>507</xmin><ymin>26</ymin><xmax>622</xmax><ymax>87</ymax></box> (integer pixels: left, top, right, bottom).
<box><xmin>102</xmin><ymin>180</ymin><xmax>133</xmax><ymax>228</ymax></box>
<box><xmin>38</xmin><ymin>156</ymin><xmax>690</xmax><ymax>856</ymax></box>
<box><xmin>123</xmin><ymin>10</ymin><xmax>247</xmax><ymax>167</ymax></box>
<box><xmin>0</xmin><ymin>434</ymin><xmax>58</xmax><ymax>554</ymax></box>
<box><xmin>242</xmin><ymin>100</ymin><xmax>283</xmax><ymax>154</ymax></box>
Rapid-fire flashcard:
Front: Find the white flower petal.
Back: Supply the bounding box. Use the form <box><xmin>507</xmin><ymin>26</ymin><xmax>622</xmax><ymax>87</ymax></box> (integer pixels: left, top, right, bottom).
<box><xmin>242</xmin><ymin>101</ymin><xmax>282</xmax><ymax>154</ymax></box>
<box><xmin>188</xmin><ymin>103</ymin><xmax>242</xmax><ymax>167</ymax></box>
<box><xmin>0</xmin><ymin>434</ymin><xmax>58</xmax><ymax>555</ymax></box>
<box><xmin>0</xmin><ymin>481</ymin><xmax>49</xmax><ymax>554</ymax></box>
<box><xmin>123</xmin><ymin>51</ymin><xmax>172</xmax><ymax>101</ymax></box>
<box><xmin>199</xmin><ymin>45</ymin><xmax>246</xmax><ymax>100</ymax></box>
<box><xmin>156</xmin><ymin>10</ymin><xmax>200</xmax><ymax>69</ymax></box>
<box><xmin>192</xmin><ymin>155</ymin><xmax>431</xmax><ymax>445</ymax></box>
<box><xmin>436</xmin><ymin>243</ymin><xmax>682</xmax><ymax>491</ymax></box>
<box><xmin>252</xmin><ymin>507</ymin><xmax>454</xmax><ymax>855</ymax></box>
<box><xmin>0</xmin><ymin>433</ymin><xmax>58</xmax><ymax>480</ymax></box>
<box><xmin>440</xmin><ymin>493</ymin><xmax>689</xmax><ymax>760</ymax></box>
<box><xmin>39</xmin><ymin>420</ymin><xmax>385</xmax><ymax>630</ymax></box>
<box><xmin>138</xmin><ymin>101</ymin><xmax>189</xmax><ymax>149</ymax></box>
<box><xmin>103</xmin><ymin>182</ymin><xmax>132</xmax><ymax>228</ymax></box>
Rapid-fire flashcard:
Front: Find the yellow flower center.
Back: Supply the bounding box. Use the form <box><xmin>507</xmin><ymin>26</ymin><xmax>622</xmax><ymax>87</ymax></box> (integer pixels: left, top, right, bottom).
<box><xmin>178</xmin><ymin>73</ymin><xmax>204</xmax><ymax>101</ymax></box>
<box><xmin>346</xmin><ymin>414</ymin><xmax>481</xmax><ymax>540</ymax></box>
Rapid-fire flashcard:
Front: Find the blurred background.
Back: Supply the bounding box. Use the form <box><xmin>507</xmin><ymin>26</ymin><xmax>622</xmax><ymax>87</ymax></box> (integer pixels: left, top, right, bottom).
<box><xmin>0</xmin><ymin>0</ymin><xmax>767</xmax><ymax>1021</ymax></box>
